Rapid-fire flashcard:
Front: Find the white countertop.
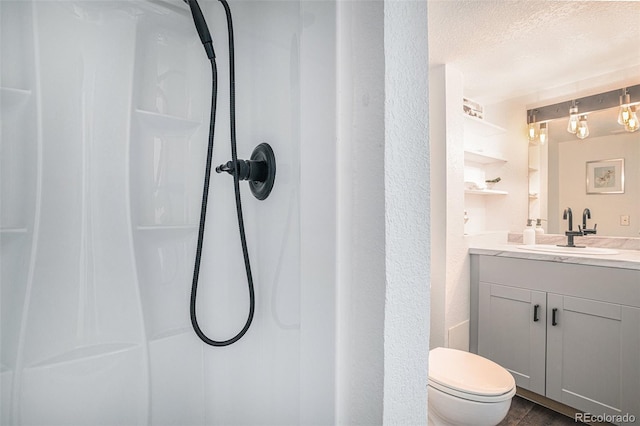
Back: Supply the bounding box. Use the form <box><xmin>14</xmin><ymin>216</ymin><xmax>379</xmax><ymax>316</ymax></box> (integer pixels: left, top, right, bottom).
<box><xmin>469</xmin><ymin>244</ymin><xmax>640</xmax><ymax>271</ymax></box>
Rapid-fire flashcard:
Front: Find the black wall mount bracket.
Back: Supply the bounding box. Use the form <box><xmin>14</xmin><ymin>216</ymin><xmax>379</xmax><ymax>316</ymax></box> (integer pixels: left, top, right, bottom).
<box><xmin>215</xmin><ymin>142</ymin><xmax>276</xmax><ymax>200</ymax></box>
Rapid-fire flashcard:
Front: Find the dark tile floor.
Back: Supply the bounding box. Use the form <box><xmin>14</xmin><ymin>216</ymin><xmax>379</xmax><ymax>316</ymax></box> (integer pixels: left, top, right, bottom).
<box><xmin>499</xmin><ymin>396</ymin><xmax>580</xmax><ymax>425</ymax></box>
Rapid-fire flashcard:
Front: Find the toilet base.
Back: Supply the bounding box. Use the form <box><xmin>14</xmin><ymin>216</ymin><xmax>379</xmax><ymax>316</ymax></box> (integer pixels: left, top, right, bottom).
<box><xmin>427</xmin><ymin>385</ymin><xmax>513</xmax><ymax>426</ymax></box>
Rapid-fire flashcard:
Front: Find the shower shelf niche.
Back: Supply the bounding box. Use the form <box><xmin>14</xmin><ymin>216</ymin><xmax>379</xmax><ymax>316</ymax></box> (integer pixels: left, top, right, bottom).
<box><xmin>135</xmin><ymin>109</ymin><xmax>201</xmax><ymax>135</ymax></box>
<box><xmin>1</xmin><ymin>87</ymin><xmax>32</xmax><ymax>108</ymax></box>
<box><xmin>136</xmin><ymin>224</ymin><xmax>198</xmax><ymax>231</ymax></box>
<box><xmin>0</xmin><ymin>228</ymin><xmax>29</xmax><ymax>234</ymax></box>
<box><xmin>25</xmin><ymin>343</ymin><xmax>140</xmax><ymax>369</ymax></box>
<box><xmin>149</xmin><ymin>326</ymin><xmax>192</xmax><ymax>342</ymax></box>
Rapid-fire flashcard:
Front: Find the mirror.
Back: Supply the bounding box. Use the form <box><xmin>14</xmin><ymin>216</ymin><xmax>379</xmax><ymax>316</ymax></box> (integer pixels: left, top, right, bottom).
<box><xmin>530</xmin><ymin>104</ymin><xmax>640</xmax><ymax>237</ymax></box>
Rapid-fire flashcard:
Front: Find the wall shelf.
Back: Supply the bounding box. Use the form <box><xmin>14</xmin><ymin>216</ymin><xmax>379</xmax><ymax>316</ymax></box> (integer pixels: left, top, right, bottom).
<box><xmin>463</xmin><ymin>114</ymin><xmax>506</xmax><ymax>137</ymax></box>
<box><xmin>465</xmin><ymin>189</ymin><xmax>508</xmax><ymax>196</ymax></box>
<box><xmin>464</xmin><ymin>150</ymin><xmax>507</xmax><ymax>164</ymax></box>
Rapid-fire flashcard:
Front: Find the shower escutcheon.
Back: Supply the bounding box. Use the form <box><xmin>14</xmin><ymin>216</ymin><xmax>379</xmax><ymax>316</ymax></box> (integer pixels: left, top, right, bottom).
<box><xmin>215</xmin><ymin>142</ymin><xmax>276</xmax><ymax>200</ymax></box>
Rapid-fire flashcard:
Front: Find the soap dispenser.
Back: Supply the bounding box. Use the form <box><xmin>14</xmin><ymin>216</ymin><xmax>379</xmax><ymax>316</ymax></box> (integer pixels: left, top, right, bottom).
<box><xmin>535</xmin><ymin>219</ymin><xmax>545</xmax><ymax>235</ymax></box>
<box><xmin>523</xmin><ymin>219</ymin><xmax>536</xmax><ymax>245</ymax></box>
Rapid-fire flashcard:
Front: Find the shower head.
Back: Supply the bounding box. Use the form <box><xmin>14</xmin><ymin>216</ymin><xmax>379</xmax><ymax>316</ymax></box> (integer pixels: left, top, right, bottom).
<box><xmin>184</xmin><ymin>0</ymin><xmax>215</xmax><ymax>59</ymax></box>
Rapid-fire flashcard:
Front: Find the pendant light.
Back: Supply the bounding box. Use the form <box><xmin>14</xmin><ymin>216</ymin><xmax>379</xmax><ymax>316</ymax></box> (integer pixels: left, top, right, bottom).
<box><xmin>567</xmin><ymin>102</ymin><xmax>579</xmax><ymax>134</ymax></box>
<box><xmin>625</xmin><ymin>106</ymin><xmax>639</xmax><ymax>132</ymax></box>
<box><xmin>538</xmin><ymin>122</ymin><xmax>548</xmax><ymax>145</ymax></box>
<box><xmin>527</xmin><ymin>112</ymin><xmax>537</xmax><ymax>142</ymax></box>
<box><xmin>576</xmin><ymin>115</ymin><xmax>589</xmax><ymax>139</ymax></box>
<box><xmin>618</xmin><ymin>89</ymin><xmax>633</xmax><ymax>126</ymax></box>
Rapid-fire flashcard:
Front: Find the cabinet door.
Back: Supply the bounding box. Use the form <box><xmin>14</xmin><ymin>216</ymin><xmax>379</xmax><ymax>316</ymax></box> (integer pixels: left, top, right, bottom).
<box><xmin>547</xmin><ymin>294</ymin><xmax>640</xmax><ymax>421</ymax></box>
<box><xmin>478</xmin><ymin>282</ymin><xmax>546</xmax><ymax>394</ymax></box>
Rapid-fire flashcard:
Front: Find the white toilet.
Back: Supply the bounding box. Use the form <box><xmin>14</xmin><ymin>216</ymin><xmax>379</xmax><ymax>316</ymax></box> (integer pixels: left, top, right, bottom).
<box><xmin>428</xmin><ymin>347</ymin><xmax>516</xmax><ymax>426</ymax></box>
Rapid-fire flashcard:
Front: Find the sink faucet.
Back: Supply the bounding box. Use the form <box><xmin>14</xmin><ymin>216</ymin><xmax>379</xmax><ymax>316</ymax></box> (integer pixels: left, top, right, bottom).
<box><xmin>559</xmin><ymin>207</ymin><xmax>585</xmax><ymax>248</ymax></box>
<box><xmin>564</xmin><ymin>207</ymin><xmax>574</xmax><ymax>231</ymax></box>
<box><xmin>580</xmin><ymin>208</ymin><xmax>597</xmax><ymax>235</ymax></box>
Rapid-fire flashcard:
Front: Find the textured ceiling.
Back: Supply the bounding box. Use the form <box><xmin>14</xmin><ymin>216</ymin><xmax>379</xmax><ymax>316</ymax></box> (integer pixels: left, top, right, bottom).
<box><xmin>428</xmin><ymin>1</ymin><xmax>640</xmax><ymax>105</ymax></box>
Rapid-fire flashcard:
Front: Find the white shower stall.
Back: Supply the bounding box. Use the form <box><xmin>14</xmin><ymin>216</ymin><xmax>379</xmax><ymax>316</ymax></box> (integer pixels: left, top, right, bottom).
<box><xmin>1</xmin><ymin>0</ymin><xmax>340</xmax><ymax>424</ymax></box>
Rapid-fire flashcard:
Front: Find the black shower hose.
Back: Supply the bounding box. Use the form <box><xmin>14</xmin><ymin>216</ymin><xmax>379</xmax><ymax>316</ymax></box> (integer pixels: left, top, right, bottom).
<box><xmin>190</xmin><ymin>0</ymin><xmax>255</xmax><ymax>347</ymax></box>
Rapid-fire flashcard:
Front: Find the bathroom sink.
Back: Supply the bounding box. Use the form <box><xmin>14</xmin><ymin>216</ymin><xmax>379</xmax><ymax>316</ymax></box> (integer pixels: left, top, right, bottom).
<box><xmin>515</xmin><ymin>244</ymin><xmax>619</xmax><ymax>255</ymax></box>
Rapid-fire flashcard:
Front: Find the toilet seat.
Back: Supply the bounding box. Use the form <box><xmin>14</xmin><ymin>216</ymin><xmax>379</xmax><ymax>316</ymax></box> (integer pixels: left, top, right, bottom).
<box><xmin>429</xmin><ymin>347</ymin><xmax>516</xmax><ymax>403</ymax></box>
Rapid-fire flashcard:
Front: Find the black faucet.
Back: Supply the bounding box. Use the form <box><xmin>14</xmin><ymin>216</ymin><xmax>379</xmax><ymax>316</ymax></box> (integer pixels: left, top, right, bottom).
<box><xmin>580</xmin><ymin>208</ymin><xmax>597</xmax><ymax>235</ymax></box>
<box><xmin>559</xmin><ymin>207</ymin><xmax>585</xmax><ymax>248</ymax></box>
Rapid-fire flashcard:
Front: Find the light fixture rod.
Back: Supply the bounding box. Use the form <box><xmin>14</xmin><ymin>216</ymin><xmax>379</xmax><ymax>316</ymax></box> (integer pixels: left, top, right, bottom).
<box><xmin>527</xmin><ymin>84</ymin><xmax>640</xmax><ymax>123</ymax></box>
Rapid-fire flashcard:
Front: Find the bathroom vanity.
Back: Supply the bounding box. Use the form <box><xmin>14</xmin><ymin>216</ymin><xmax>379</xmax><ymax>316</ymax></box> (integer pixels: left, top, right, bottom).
<box><xmin>469</xmin><ymin>247</ymin><xmax>640</xmax><ymax>424</ymax></box>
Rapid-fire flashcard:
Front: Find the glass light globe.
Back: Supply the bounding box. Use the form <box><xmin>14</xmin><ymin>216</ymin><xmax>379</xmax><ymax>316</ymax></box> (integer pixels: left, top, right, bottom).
<box><xmin>576</xmin><ymin>115</ymin><xmax>589</xmax><ymax>139</ymax></box>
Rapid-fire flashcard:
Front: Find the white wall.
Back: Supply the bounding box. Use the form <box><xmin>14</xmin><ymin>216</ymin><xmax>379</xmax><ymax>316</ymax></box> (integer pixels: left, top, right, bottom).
<box><xmin>383</xmin><ymin>1</ymin><xmax>430</xmax><ymax>423</ymax></box>
<box><xmin>429</xmin><ymin>65</ymin><xmax>468</xmax><ymax>350</ymax></box>
<box><xmin>429</xmin><ymin>65</ymin><xmax>531</xmax><ymax>352</ymax></box>
<box><xmin>428</xmin><ymin>65</ymin><xmax>447</xmax><ymax>349</ymax></box>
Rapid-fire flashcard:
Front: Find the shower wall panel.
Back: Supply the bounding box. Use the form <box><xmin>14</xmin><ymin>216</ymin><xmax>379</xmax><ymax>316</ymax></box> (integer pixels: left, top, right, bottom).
<box><xmin>1</xmin><ymin>1</ymin><xmax>38</xmax><ymax>424</ymax></box>
<box><xmin>1</xmin><ymin>0</ymin><xmax>310</xmax><ymax>425</ymax></box>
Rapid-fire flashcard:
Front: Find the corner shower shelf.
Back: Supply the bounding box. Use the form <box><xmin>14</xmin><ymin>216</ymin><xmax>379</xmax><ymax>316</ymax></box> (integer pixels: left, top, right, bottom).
<box><xmin>0</xmin><ymin>228</ymin><xmax>28</xmax><ymax>234</ymax></box>
<box><xmin>1</xmin><ymin>86</ymin><xmax>32</xmax><ymax>108</ymax></box>
<box><xmin>1</xmin><ymin>228</ymin><xmax>29</xmax><ymax>242</ymax></box>
<box><xmin>135</xmin><ymin>109</ymin><xmax>201</xmax><ymax>135</ymax></box>
<box><xmin>135</xmin><ymin>225</ymin><xmax>198</xmax><ymax>242</ymax></box>
<box><xmin>139</xmin><ymin>0</ymin><xmax>189</xmax><ymax>15</ymax></box>
<box><xmin>137</xmin><ymin>224</ymin><xmax>198</xmax><ymax>232</ymax></box>
<box><xmin>149</xmin><ymin>327</ymin><xmax>191</xmax><ymax>342</ymax></box>
<box><xmin>25</xmin><ymin>343</ymin><xmax>140</xmax><ymax>369</ymax></box>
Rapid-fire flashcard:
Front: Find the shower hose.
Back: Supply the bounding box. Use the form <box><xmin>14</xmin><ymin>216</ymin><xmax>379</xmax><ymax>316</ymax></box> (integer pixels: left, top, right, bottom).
<box><xmin>190</xmin><ymin>0</ymin><xmax>255</xmax><ymax>346</ymax></box>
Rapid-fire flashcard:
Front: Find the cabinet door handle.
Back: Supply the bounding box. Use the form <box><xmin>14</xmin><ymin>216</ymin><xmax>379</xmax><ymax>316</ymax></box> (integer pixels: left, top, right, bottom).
<box><xmin>533</xmin><ymin>304</ymin><xmax>540</xmax><ymax>322</ymax></box>
<box><xmin>552</xmin><ymin>308</ymin><xmax>558</xmax><ymax>326</ymax></box>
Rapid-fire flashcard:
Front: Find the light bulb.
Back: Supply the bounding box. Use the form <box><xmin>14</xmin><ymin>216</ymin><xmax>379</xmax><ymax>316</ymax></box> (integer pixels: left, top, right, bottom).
<box><xmin>625</xmin><ymin>106</ymin><xmax>639</xmax><ymax>132</ymax></box>
<box><xmin>539</xmin><ymin>122</ymin><xmax>548</xmax><ymax>145</ymax></box>
<box><xmin>618</xmin><ymin>92</ymin><xmax>632</xmax><ymax>125</ymax></box>
<box><xmin>528</xmin><ymin>122</ymin><xmax>538</xmax><ymax>141</ymax></box>
<box><xmin>567</xmin><ymin>105</ymin><xmax>578</xmax><ymax>134</ymax></box>
<box><xmin>619</xmin><ymin>105</ymin><xmax>632</xmax><ymax>125</ymax></box>
<box><xmin>576</xmin><ymin>115</ymin><xmax>589</xmax><ymax>139</ymax></box>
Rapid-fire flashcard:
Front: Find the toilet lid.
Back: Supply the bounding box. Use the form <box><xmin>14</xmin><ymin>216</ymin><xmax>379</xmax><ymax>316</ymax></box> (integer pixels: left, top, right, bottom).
<box><xmin>429</xmin><ymin>347</ymin><xmax>515</xmax><ymax>401</ymax></box>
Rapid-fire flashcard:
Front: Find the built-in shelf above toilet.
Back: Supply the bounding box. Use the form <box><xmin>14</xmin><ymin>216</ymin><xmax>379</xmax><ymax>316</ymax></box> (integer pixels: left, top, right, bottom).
<box><xmin>464</xmin><ymin>150</ymin><xmax>507</xmax><ymax>164</ymax></box>
<box><xmin>465</xmin><ymin>189</ymin><xmax>508</xmax><ymax>195</ymax></box>
<box><xmin>463</xmin><ymin>114</ymin><xmax>506</xmax><ymax>137</ymax></box>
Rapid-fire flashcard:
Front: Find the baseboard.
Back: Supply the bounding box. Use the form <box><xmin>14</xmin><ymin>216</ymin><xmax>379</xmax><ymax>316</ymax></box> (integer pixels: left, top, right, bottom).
<box><xmin>515</xmin><ymin>387</ymin><xmax>613</xmax><ymax>426</ymax></box>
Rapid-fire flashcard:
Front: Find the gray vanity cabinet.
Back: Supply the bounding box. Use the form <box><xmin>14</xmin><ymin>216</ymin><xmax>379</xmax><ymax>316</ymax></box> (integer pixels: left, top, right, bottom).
<box><xmin>470</xmin><ymin>254</ymin><xmax>640</xmax><ymax>423</ymax></box>
<box><xmin>477</xmin><ymin>283</ymin><xmax>546</xmax><ymax>395</ymax></box>
<box><xmin>545</xmin><ymin>294</ymin><xmax>640</xmax><ymax>419</ymax></box>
